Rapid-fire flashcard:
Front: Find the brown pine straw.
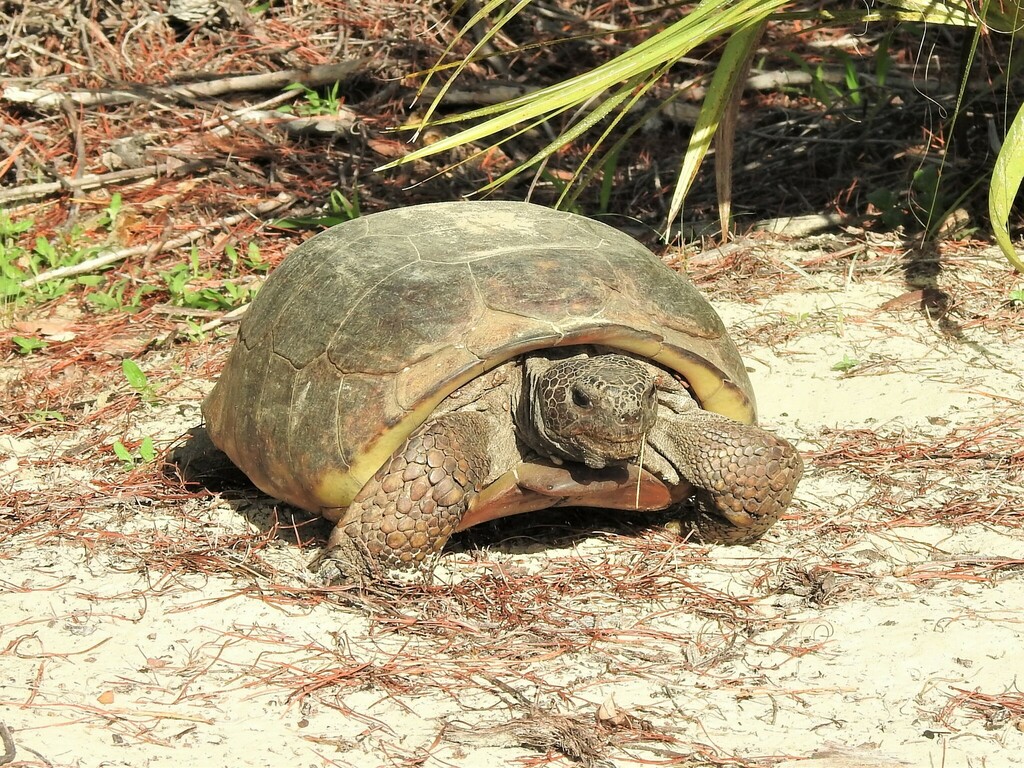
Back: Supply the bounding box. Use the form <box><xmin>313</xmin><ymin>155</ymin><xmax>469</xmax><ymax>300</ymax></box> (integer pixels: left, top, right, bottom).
<box><xmin>939</xmin><ymin>688</ymin><xmax>1024</xmax><ymax>732</ymax></box>
<box><xmin>2</xmin><ymin>4</ymin><xmax>1023</xmax><ymax>765</ymax></box>
<box><xmin>806</xmin><ymin>412</ymin><xmax>1024</xmax><ymax>529</ymax></box>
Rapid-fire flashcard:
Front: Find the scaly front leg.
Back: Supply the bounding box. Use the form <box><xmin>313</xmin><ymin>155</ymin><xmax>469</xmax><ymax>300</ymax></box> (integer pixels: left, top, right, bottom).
<box><xmin>313</xmin><ymin>412</ymin><xmax>495</xmax><ymax>583</ymax></box>
<box><xmin>644</xmin><ymin>390</ymin><xmax>802</xmax><ymax>544</ymax></box>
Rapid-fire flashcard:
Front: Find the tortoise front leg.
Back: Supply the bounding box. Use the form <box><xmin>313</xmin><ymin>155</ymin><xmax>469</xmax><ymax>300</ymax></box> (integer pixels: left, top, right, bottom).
<box><xmin>644</xmin><ymin>390</ymin><xmax>802</xmax><ymax>545</ymax></box>
<box><xmin>313</xmin><ymin>412</ymin><xmax>494</xmax><ymax>582</ymax></box>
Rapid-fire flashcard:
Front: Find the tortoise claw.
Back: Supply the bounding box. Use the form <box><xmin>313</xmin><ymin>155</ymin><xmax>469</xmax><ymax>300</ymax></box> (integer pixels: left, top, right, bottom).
<box><xmin>308</xmin><ymin>540</ymin><xmax>375</xmax><ymax>586</ymax></box>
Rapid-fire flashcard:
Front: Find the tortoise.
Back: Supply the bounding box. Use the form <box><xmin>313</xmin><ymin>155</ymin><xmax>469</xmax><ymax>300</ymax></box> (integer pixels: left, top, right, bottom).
<box><xmin>202</xmin><ymin>201</ymin><xmax>802</xmax><ymax>580</ymax></box>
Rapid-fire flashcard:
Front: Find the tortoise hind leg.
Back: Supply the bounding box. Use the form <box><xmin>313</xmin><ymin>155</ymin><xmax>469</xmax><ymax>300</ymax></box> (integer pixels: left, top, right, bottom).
<box><xmin>312</xmin><ymin>412</ymin><xmax>495</xmax><ymax>583</ymax></box>
<box><xmin>645</xmin><ymin>390</ymin><xmax>802</xmax><ymax>545</ymax></box>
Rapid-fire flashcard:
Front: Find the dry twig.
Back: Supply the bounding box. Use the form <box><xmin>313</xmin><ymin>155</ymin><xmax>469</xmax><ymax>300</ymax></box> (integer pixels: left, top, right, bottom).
<box><xmin>3</xmin><ymin>61</ymin><xmax>371</xmax><ymax>111</ymax></box>
<box><xmin>0</xmin><ymin>164</ymin><xmax>180</xmax><ymax>206</ymax></box>
<box><xmin>19</xmin><ymin>195</ymin><xmax>295</xmax><ymax>290</ymax></box>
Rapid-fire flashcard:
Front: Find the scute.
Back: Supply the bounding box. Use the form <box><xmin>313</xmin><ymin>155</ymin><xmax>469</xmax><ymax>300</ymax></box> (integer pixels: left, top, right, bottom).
<box><xmin>327</xmin><ymin>260</ymin><xmax>484</xmax><ymax>375</ymax></box>
<box><xmin>239</xmin><ymin>230</ymin><xmax>349</xmax><ymax>365</ymax></box>
<box><xmin>622</xmin><ymin>260</ymin><xmax>724</xmax><ymax>340</ymax></box>
<box><xmin>470</xmin><ymin>249</ymin><xmax>614</xmax><ymax>324</ymax></box>
<box><xmin>382</xmin><ymin>202</ymin><xmax>590</xmax><ymax>260</ymax></box>
<box><xmin>203</xmin><ymin>201</ymin><xmax>755</xmax><ymax>514</ymax></box>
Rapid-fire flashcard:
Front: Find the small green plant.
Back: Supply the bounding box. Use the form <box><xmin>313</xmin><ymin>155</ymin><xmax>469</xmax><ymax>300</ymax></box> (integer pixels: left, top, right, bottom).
<box><xmin>872</xmin><ymin>35</ymin><xmax>892</xmax><ymax>90</ymax></box>
<box><xmin>158</xmin><ymin>246</ymin><xmax>258</xmax><ymax>312</ymax></box>
<box><xmin>162</xmin><ymin>268</ymin><xmax>257</xmax><ymax>311</ymax></box>
<box><xmin>224</xmin><ymin>241</ymin><xmax>269</xmax><ymax>273</ymax></box>
<box><xmin>87</xmin><ymin>240</ymin><xmax>260</xmax><ymax>315</ymax></box>
<box><xmin>0</xmin><ymin>212</ymin><xmax>106</xmax><ymax>304</ymax></box>
<box><xmin>1007</xmin><ymin>289</ymin><xmax>1024</xmax><ymax>308</ymax></box>
<box><xmin>831</xmin><ymin>353</ymin><xmax>859</xmax><ymax>373</ymax></box>
<box><xmin>218</xmin><ymin>281</ymin><xmax>254</xmax><ymax>306</ymax></box>
<box><xmin>909</xmin><ymin>166</ymin><xmax>945</xmax><ymax>225</ymax></box>
<box><xmin>866</xmin><ymin>188</ymin><xmax>906</xmax><ymax>229</ymax></box>
<box><xmin>837</xmin><ymin>51</ymin><xmax>863</xmax><ymax>107</ymax></box>
<box><xmin>122</xmin><ymin>359</ymin><xmax>158</xmax><ymax>404</ymax></box>
<box><xmin>280</xmin><ymin>81</ymin><xmax>343</xmax><ymax>117</ymax></box>
<box><xmin>597</xmin><ymin>145</ymin><xmax>624</xmax><ymax>214</ymax></box>
<box><xmin>12</xmin><ymin>335</ymin><xmax>47</xmax><ymax>355</ymax></box>
<box><xmin>161</xmin><ymin>262</ymin><xmax>194</xmax><ymax>301</ymax></box>
<box><xmin>781</xmin><ymin>50</ymin><xmax>869</xmax><ymax>110</ymax></box>
<box><xmin>327</xmin><ymin>189</ymin><xmax>360</xmax><ymax>221</ymax></box>
<box><xmin>28</xmin><ymin>409</ymin><xmax>65</xmax><ymax>422</ymax></box>
<box><xmin>112</xmin><ymin>436</ymin><xmax>156</xmax><ymax>468</ymax></box>
<box><xmin>177</xmin><ymin>319</ymin><xmax>207</xmax><ymax>343</ymax></box>
<box><xmin>0</xmin><ymin>212</ymin><xmax>35</xmax><ymax>302</ymax></box>
<box><xmin>274</xmin><ymin>188</ymin><xmax>361</xmax><ymax>229</ymax></box>
<box><xmin>0</xmin><ymin>210</ymin><xmax>33</xmax><ymax>239</ymax></box>
<box><xmin>85</xmin><ymin>277</ymin><xmax>154</xmax><ymax>313</ymax></box>
<box><xmin>245</xmin><ymin>242</ymin><xmax>269</xmax><ymax>272</ymax></box>
<box><xmin>96</xmin><ymin>193</ymin><xmax>122</xmax><ymax>231</ymax></box>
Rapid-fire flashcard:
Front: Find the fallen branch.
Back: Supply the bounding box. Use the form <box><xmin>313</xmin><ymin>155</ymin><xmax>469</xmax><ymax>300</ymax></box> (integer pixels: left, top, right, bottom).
<box><xmin>1</xmin><ymin>97</ymin><xmax>359</xmax><ymax>206</ymax></box>
<box><xmin>152</xmin><ymin>300</ymin><xmax>251</xmax><ymax>347</ymax></box>
<box><xmin>215</xmin><ymin>109</ymin><xmax>359</xmax><ymax>136</ymax></box>
<box><xmin>746</xmin><ymin>66</ymin><xmax>979</xmax><ymax>94</ymax></box>
<box><xmin>0</xmin><ymin>163</ymin><xmax>186</xmax><ymax>206</ymax></box>
<box><xmin>19</xmin><ymin>194</ymin><xmax>295</xmax><ymax>290</ymax></box>
<box><xmin>3</xmin><ymin>60</ymin><xmax>371</xmax><ymax>111</ymax></box>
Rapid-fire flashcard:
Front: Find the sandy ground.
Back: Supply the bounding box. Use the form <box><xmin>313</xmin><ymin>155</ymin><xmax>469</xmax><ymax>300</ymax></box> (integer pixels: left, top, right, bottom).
<box><xmin>2</xmin><ymin>233</ymin><xmax>1023</xmax><ymax>768</ymax></box>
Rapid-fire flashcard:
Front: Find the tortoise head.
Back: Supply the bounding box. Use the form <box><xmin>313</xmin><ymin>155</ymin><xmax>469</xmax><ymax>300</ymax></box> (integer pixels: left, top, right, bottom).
<box><xmin>524</xmin><ymin>354</ymin><xmax>658</xmax><ymax>469</ymax></box>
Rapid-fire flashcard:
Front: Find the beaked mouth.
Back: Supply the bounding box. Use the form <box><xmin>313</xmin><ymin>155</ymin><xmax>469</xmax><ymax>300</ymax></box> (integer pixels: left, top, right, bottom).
<box><xmin>581</xmin><ymin>434</ymin><xmax>646</xmax><ymax>462</ymax></box>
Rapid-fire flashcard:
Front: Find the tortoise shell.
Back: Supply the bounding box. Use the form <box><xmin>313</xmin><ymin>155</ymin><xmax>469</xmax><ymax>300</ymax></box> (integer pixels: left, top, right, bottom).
<box><xmin>203</xmin><ymin>201</ymin><xmax>755</xmax><ymax>513</ymax></box>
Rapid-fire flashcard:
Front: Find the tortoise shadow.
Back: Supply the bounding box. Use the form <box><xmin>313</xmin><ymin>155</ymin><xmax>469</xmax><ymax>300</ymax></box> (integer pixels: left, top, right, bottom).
<box><xmin>168</xmin><ymin>425</ymin><xmax>329</xmax><ymax>547</ymax></box>
<box><xmin>168</xmin><ymin>425</ymin><xmax>666</xmax><ymax>558</ymax></box>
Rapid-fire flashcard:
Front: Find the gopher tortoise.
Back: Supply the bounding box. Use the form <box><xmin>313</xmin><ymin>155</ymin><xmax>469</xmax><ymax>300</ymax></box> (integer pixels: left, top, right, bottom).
<box><xmin>203</xmin><ymin>201</ymin><xmax>802</xmax><ymax>580</ymax></box>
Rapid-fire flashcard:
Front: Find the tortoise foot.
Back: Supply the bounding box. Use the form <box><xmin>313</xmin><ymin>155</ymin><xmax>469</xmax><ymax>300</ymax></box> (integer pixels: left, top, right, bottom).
<box><xmin>648</xmin><ymin>393</ymin><xmax>802</xmax><ymax>545</ymax></box>
<box><xmin>322</xmin><ymin>413</ymin><xmax>492</xmax><ymax>581</ymax></box>
<box><xmin>690</xmin><ymin>422</ymin><xmax>802</xmax><ymax>544</ymax></box>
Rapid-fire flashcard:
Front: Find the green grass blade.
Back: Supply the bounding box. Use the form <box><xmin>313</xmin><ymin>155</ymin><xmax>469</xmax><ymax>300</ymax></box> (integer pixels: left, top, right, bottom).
<box><xmin>873</xmin><ymin>1</ymin><xmax>975</xmax><ymax>25</ymax></box>
<box><xmin>990</xmin><ymin>102</ymin><xmax>1024</xmax><ymax>272</ymax></box>
<box><xmin>416</xmin><ymin>0</ymin><xmax>534</xmax><ymax>134</ymax></box>
<box><xmin>666</xmin><ymin>15</ymin><xmax>768</xmax><ymax>234</ymax></box>
<box><xmin>379</xmin><ymin>0</ymin><xmax>790</xmax><ymax>172</ymax></box>
<box><xmin>555</xmin><ymin>67</ymin><xmax>673</xmax><ymax>210</ymax></box>
<box><xmin>715</xmin><ymin>20</ymin><xmax>767</xmax><ymax>238</ymax></box>
<box><xmin>478</xmin><ymin>73</ymin><xmax>650</xmax><ymax>194</ymax></box>
<box><xmin>410</xmin><ymin>104</ymin><xmax>582</xmax><ymax>189</ymax></box>
<box><xmin>416</xmin><ymin>0</ymin><xmax>507</xmax><ymax>97</ymax></box>
<box><xmin>561</xmin><ymin>89</ymin><xmax>685</xmax><ymax>212</ymax></box>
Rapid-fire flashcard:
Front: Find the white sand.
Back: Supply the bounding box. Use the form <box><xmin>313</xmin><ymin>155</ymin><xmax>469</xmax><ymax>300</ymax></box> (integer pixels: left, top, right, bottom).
<box><xmin>2</xmin><ymin>238</ymin><xmax>1023</xmax><ymax>767</ymax></box>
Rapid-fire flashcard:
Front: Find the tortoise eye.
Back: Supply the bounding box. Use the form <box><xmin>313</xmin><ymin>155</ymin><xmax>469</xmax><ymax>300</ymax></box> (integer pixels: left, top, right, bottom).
<box><xmin>571</xmin><ymin>387</ymin><xmax>592</xmax><ymax>408</ymax></box>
